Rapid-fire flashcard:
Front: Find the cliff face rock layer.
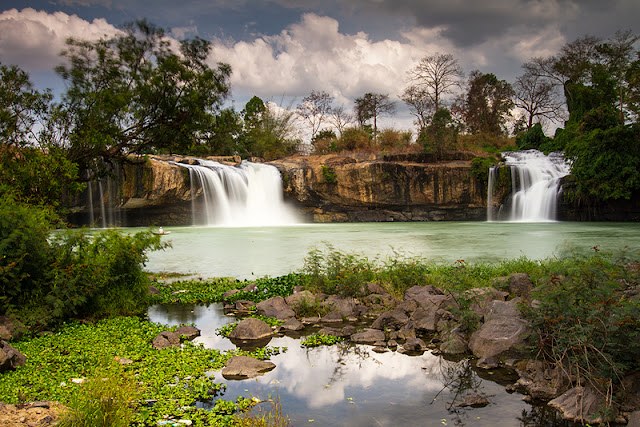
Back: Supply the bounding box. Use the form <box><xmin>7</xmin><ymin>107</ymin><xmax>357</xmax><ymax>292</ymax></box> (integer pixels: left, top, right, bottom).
<box><xmin>270</xmin><ymin>152</ymin><xmax>488</xmax><ymax>222</ymax></box>
<box><xmin>67</xmin><ymin>153</ymin><xmax>488</xmax><ymax>226</ymax></box>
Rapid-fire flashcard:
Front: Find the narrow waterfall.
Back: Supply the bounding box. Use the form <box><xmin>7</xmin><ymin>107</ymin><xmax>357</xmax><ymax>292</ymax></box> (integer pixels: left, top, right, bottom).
<box><xmin>488</xmin><ymin>150</ymin><xmax>570</xmax><ymax>222</ymax></box>
<box><xmin>178</xmin><ymin>160</ymin><xmax>300</xmax><ymax>227</ymax></box>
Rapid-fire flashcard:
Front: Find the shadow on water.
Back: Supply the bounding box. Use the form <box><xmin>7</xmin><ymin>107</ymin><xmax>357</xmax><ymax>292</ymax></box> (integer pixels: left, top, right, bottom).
<box><xmin>148</xmin><ymin>303</ymin><xmax>580</xmax><ymax>427</ymax></box>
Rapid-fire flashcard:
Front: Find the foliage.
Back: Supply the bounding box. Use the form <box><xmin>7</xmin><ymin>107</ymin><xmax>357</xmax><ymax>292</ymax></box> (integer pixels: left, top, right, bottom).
<box><xmin>0</xmin><ymin>194</ymin><xmax>166</xmax><ymax>329</ymax></box>
<box><xmin>302</xmin><ymin>246</ymin><xmax>376</xmax><ymax>297</ymax></box>
<box><xmin>418</xmin><ymin>108</ymin><xmax>459</xmax><ymax>157</ymax></box>
<box><xmin>241</xmin><ymin>100</ymin><xmax>301</xmax><ymax>160</ymax></box>
<box><xmin>149</xmin><ymin>277</ymin><xmax>242</xmax><ymax>305</ymax></box>
<box><xmin>469</xmin><ymin>156</ymin><xmax>499</xmax><ymax>186</ymax></box>
<box><xmin>335</xmin><ymin>127</ymin><xmax>371</xmax><ymax>152</ymax></box>
<box><xmin>310</xmin><ymin>129</ymin><xmax>338</xmax><ymax>154</ymax></box>
<box><xmin>217</xmin><ymin>315</ymin><xmax>283</xmax><ymax>338</ymax></box>
<box><xmin>515</xmin><ymin>123</ymin><xmax>551</xmax><ymax>150</ymax></box>
<box><xmin>56</xmin><ymin>19</ymin><xmax>231</xmax><ymax>175</ymax></box>
<box><xmin>455</xmin><ymin>70</ymin><xmax>514</xmax><ymax>136</ymax></box>
<box><xmin>57</xmin><ymin>364</ymin><xmax>139</xmax><ymax>427</ymax></box>
<box><xmin>300</xmin><ymin>334</ymin><xmax>343</xmax><ymax>347</ymax></box>
<box><xmin>0</xmin><ymin>63</ymin><xmax>83</xmax><ymax>209</ymax></box>
<box><xmin>0</xmin><ymin>316</ymin><xmax>285</xmax><ymax>426</ymax></box>
<box><xmin>521</xmin><ymin>253</ymin><xmax>640</xmax><ymax>400</ymax></box>
<box><xmin>354</xmin><ymin>93</ymin><xmax>396</xmax><ymax>142</ymax></box>
<box><xmin>225</xmin><ymin>274</ymin><xmax>305</xmax><ymax>305</ymax></box>
<box><xmin>320</xmin><ymin>165</ymin><xmax>338</xmax><ymax>184</ymax></box>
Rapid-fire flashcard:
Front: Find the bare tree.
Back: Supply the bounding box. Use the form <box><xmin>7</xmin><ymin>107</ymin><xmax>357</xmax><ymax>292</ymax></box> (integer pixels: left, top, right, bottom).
<box><xmin>296</xmin><ymin>90</ymin><xmax>333</xmax><ymax>140</ymax></box>
<box><xmin>400</xmin><ymin>84</ymin><xmax>434</xmax><ymax>131</ymax></box>
<box><xmin>407</xmin><ymin>53</ymin><xmax>464</xmax><ymax>112</ymax></box>
<box><xmin>513</xmin><ymin>67</ymin><xmax>565</xmax><ymax>130</ymax></box>
<box><xmin>329</xmin><ymin>104</ymin><xmax>353</xmax><ymax>137</ymax></box>
<box><xmin>354</xmin><ymin>93</ymin><xmax>396</xmax><ymax>143</ymax></box>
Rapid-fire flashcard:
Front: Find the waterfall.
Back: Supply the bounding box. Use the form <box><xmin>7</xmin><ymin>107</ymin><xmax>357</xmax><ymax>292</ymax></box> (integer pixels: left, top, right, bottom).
<box><xmin>488</xmin><ymin>150</ymin><xmax>570</xmax><ymax>222</ymax></box>
<box><xmin>177</xmin><ymin>160</ymin><xmax>300</xmax><ymax>227</ymax></box>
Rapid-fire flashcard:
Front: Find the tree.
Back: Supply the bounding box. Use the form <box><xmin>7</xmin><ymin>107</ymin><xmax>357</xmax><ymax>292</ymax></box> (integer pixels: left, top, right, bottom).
<box><xmin>456</xmin><ymin>71</ymin><xmax>514</xmax><ymax>136</ymax></box>
<box><xmin>56</xmin><ymin>19</ymin><xmax>231</xmax><ymax>178</ymax></box>
<box><xmin>400</xmin><ymin>85</ymin><xmax>434</xmax><ymax>131</ymax></box>
<box><xmin>203</xmin><ymin>107</ymin><xmax>243</xmax><ymax>156</ymax></box>
<box><xmin>407</xmin><ymin>53</ymin><xmax>464</xmax><ymax>113</ymax></box>
<box><xmin>419</xmin><ymin>108</ymin><xmax>458</xmax><ymax>158</ymax></box>
<box><xmin>513</xmin><ymin>65</ymin><xmax>565</xmax><ymax>131</ymax></box>
<box><xmin>296</xmin><ymin>90</ymin><xmax>334</xmax><ymax>141</ymax></box>
<box><xmin>354</xmin><ymin>93</ymin><xmax>396</xmax><ymax>143</ymax></box>
<box><xmin>0</xmin><ymin>63</ymin><xmax>82</xmax><ymax>209</ymax></box>
<box><xmin>329</xmin><ymin>104</ymin><xmax>353</xmax><ymax>137</ymax></box>
<box><xmin>241</xmin><ymin>99</ymin><xmax>300</xmax><ymax>160</ymax></box>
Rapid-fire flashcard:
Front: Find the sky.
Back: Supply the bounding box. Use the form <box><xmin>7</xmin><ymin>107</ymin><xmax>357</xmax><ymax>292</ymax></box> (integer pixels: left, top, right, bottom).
<box><xmin>1</xmin><ymin>0</ymin><xmax>640</xmax><ymax>135</ymax></box>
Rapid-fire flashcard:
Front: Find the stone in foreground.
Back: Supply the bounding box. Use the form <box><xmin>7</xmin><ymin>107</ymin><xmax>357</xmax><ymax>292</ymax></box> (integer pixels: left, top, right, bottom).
<box><xmin>222</xmin><ymin>355</ymin><xmax>276</xmax><ymax>380</ymax></box>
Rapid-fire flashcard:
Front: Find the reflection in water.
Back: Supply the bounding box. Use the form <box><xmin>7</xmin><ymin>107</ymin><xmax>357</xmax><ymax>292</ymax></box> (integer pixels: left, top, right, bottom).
<box><xmin>148</xmin><ymin>304</ymin><xmax>574</xmax><ymax>426</ymax></box>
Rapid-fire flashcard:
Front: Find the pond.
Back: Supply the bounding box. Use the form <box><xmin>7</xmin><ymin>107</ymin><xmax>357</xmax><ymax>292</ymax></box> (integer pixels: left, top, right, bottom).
<box><xmin>144</xmin><ymin>222</ymin><xmax>640</xmax><ymax>280</ymax></box>
<box><xmin>147</xmin><ymin>303</ymin><xmax>572</xmax><ymax>426</ymax></box>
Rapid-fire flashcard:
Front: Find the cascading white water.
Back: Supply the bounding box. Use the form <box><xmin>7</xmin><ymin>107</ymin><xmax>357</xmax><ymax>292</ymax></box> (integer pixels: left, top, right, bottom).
<box><xmin>178</xmin><ymin>160</ymin><xmax>300</xmax><ymax>227</ymax></box>
<box><xmin>488</xmin><ymin>150</ymin><xmax>570</xmax><ymax>222</ymax></box>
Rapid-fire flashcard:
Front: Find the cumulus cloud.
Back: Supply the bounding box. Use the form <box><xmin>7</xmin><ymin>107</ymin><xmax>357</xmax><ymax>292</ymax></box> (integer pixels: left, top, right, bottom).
<box><xmin>210</xmin><ymin>13</ymin><xmax>432</xmax><ymax>104</ymax></box>
<box><xmin>0</xmin><ymin>8</ymin><xmax>119</xmax><ymax>71</ymax></box>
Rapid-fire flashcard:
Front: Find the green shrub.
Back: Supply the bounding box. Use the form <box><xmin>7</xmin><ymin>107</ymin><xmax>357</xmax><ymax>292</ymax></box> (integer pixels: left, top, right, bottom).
<box><xmin>302</xmin><ymin>246</ymin><xmax>375</xmax><ymax>297</ymax></box>
<box><xmin>0</xmin><ymin>194</ymin><xmax>167</xmax><ymax>329</ymax></box>
<box><xmin>522</xmin><ymin>253</ymin><xmax>640</xmax><ymax>394</ymax></box>
<box><xmin>320</xmin><ymin>165</ymin><xmax>338</xmax><ymax>184</ymax></box>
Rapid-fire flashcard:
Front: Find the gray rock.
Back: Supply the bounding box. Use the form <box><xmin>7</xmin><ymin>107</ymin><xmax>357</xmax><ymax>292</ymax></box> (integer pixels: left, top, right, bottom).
<box><xmin>317</xmin><ymin>327</ymin><xmax>344</xmax><ymax>337</ymax></box>
<box><xmin>222</xmin><ymin>356</ymin><xmax>276</xmax><ymax>380</ymax></box>
<box><xmin>256</xmin><ymin>296</ymin><xmax>295</xmax><ymax>320</ymax></box>
<box><xmin>175</xmin><ymin>325</ymin><xmax>200</xmax><ymax>341</ymax></box>
<box><xmin>235</xmin><ymin>300</ymin><xmax>256</xmax><ymax>311</ymax></box>
<box><xmin>228</xmin><ymin>318</ymin><xmax>273</xmax><ymax>340</ymax></box>
<box><xmin>320</xmin><ymin>311</ymin><xmax>344</xmax><ymax>323</ymax></box>
<box><xmin>148</xmin><ymin>285</ymin><xmax>161</xmax><ymax>295</ymax></box>
<box><xmin>549</xmin><ymin>386</ymin><xmax>618</xmax><ymax>424</ymax></box>
<box><xmin>323</xmin><ymin>296</ymin><xmax>358</xmax><ymax>317</ymax></box>
<box><xmin>476</xmin><ymin>356</ymin><xmax>499</xmax><ymax>369</ymax></box>
<box><xmin>468</xmin><ymin>299</ymin><xmax>529</xmax><ymax>359</ymax></box>
<box><xmin>439</xmin><ymin>331</ymin><xmax>468</xmax><ymax>355</ymax></box>
<box><xmin>243</xmin><ymin>283</ymin><xmax>257</xmax><ymax>292</ymax></box>
<box><xmin>508</xmin><ymin>273</ymin><xmax>534</xmax><ymax>299</ymax></box>
<box><xmin>404</xmin><ymin>285</ymin><xmax>443</xmax><ymax>301</ymax></box>
<box><xmin>458</xmin><ymin>394</ymin><xmax>490</xmax><ymax>408</ymax></box>
<box><xmin>281</xmin><ymin>318</ymin><xmax>304</xmax><ymax>332</ymax></box>
<box><xmin>371</xmin><ymin>309</ymin><xmax>409</xmax><ymax>331</ymax></box>
<box><xmin>627</xmin><ymin>411</ymin><xmax>640</xmax><ymax>427</ymax></box>
<box><xmin>152</xmin><ymin>331</ymin><xmax>181</xmax><ymax>349</ymax></box>
<box><xmin>351</xmin><ymin>329</ymin><xmax>386</xmax><ymax>344</ymax></box>
<box><xmin>364</xmin><ymin>282</ymin><xmax>388</xmax><ymax>295</ymax></box>
<box><xmin>0</xmin><ymin>340</ymin><xmax>27</xmax><ymax>372</ymax></box>
<box><xmin>341</xmin><ymin>325</ymin><xmax>357</xmax><ymax>336</ymax></box>
<box><xmin>285</xmin><ymin>290</ymin><xmax>317</xmax><ymax>309</ymax></box>
<box><xmin>402</xmin><ymin>337</ymin><xmax>427</xmax><ymax>352</ymax></box>
<box><xmin>465</xmin><ymin>287</ymin><xmax>508</xmax><ymax>318</ymax></box>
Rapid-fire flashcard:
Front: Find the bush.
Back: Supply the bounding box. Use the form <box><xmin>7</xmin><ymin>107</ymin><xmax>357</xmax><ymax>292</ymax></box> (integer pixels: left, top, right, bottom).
<box><xmin>302</xmin><ymin>246</ymin><xmax>375</xmax><ymax>297</ymax></box>
<box><xmin>0</xmin><ymin>194</ymin><xmax>167</xmax><ymax>329</ymax></box>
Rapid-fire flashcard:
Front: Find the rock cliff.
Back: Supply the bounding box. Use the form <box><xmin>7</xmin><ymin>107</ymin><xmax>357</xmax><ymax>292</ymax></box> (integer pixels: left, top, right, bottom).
<box><xmin>270</xmin><ymin>152</ymin><xmax>488</xmax><ymax>222</ymax></box>
<box><xmin>67</xmin><ymin>152</ymin><xmax>490</xmax><ymax>226</ymax></box>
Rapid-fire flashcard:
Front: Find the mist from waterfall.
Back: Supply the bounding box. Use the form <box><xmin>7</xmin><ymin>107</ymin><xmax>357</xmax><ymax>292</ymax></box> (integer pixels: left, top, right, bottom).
<box><xmin>178</xmin><ymin>160</ymin><xmax>300</xmax><ymax>227</ymax></box>
<box><xmin>488</xmin><ymin>150</ymin><xmax>570</xmax><ymax>222</ymax></box>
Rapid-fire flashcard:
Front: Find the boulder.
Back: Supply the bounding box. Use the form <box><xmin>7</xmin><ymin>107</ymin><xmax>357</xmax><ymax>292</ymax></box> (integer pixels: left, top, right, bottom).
<box><xmin>439</xmin><ymin>330</ymin><xmax>468</xmax><ymax>355</ymax></box>
<box><xmin>400</xmin><ymin>337</ymin><xmax>427</xmax><ymax>353</ymax></box>
<box><xmin>465</xmin><ymin>287</ymin><xmax>508</xmax><ymax>318</ymax></box>
<box><xmin>148</xmin><ymin>285</ymin><xmax>161</xmax><ymax>295</ymax></box>
<box><xmin>280</xmin><ymin>318</ymin><xmax>305</xmax><ymax>332</ymax></box>
<box><xmin>152</xmin><ymin>331</ymin><xmax>181</xmax><ymax>349</ymax></box>
<box><xmin>0</xmin><ymin>316</ymin><xmax>26</xmax><ymax>341</ymax></box>
<box><xmin>222</xmin><ymin>356</ymin><xmax>276</xmax><ymax>380</ymax></box>
<box><xmin>320</xmin><ymin>311</ymin><xmax>344</xmax><ymax>323</ymax></box>
<box><xmin>549</xmin><ymin>386</ymin><xmax>618</xmax><ymax>424</ymax></box>
<box><xmin>228</xmin><ymin>318</ymin><xmax>273</xmax><ymax>340</ymax></box>
<box><xmin>235</xmin><ymin>300</ymin><xmax>256</xmax><ymax>311</ymax></box>
<box><xmin>0</xmin><ymin>340</ymin><xmax>27</xmax><ymax>372</ymax></box>
<box><xmin>175</xmin><ymin>325</ymin><xmax>200</xmax><ymax>341</ymax></box>
<box><xmin>256</xmin><ymin>296</ymin><xmax>295</xmax><ymax>320</ymax></box>
<box><xmin>362</xmin><ymin>282</ymin><xmax>388</xmax><ymax>296</ymax></box>
<box><xmin>508</xmin><ymin>273</ymin><xmax>534</xmax><ymax>299</ymax></box>
<box><xmin>468</xmin><ymin>298</ymin><xmax>529</xmax><ymax>360</ymax></box>
<box><xmin>458</xmin><ymin>394</ymin><xmax>490</xmax><ymax>408</ymax></box>
<box><xmin>285</xmin><ymin>290</ymin><xmax>317</xmax><ymax>309</ymax></box>
<box><xmin>371</xmin><ymin>309</ymin><xmax>409</xmax><ymax>331</ymax></box>
<box><xmin>222</xmin><ymin>289</ymin><xmax>240</xmax><ymax>300</ymax></box>
<box><xmin>513</xmin><ymin>359</ymin><xmax>570</xmax><ymax>400</ymax></box>
<box><xmin>323</xmin><ymin>296</ymin><xmax>358</xmax><ymax>317</ymax></box>
<box><xmin>351</xmin><ymin>329</ymin><xmax>386</xmax><ymax>344</ymax></box>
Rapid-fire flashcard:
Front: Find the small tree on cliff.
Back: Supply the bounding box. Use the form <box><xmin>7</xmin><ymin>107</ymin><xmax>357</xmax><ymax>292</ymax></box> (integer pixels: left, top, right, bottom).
<box><xmin>354</xmin><ymin>93</ymin><xmax>396</xmax><ymax>143</ymax></box>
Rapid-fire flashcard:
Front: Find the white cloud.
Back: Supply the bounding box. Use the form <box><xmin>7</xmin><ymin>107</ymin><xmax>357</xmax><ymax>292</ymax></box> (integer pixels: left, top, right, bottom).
<box><xmin>209</xmin><ymin>13</ymin><xmax>427</xmax><ymax>104</ymax></box>
<box><xmin>0</xmin><ymin>8</ymin><xmax>119</xmax><ymax>71</ymax></box>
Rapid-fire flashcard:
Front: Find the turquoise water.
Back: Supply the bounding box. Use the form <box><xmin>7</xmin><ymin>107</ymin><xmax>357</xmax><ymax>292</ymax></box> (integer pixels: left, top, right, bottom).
<box><xmin>144</xmin><ymin>222</ymin><xmax>640</xmax><ymax>279</ymax></box>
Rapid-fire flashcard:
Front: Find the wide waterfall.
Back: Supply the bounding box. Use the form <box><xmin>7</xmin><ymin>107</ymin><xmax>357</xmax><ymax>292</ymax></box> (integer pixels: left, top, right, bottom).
<box><xmin>488</xmin><ymin>150</ymin><xmax>570</xmax><ymax>222</ymax></box>
<box><xmin>177</xmin><ymin>160</ymin><xmax>300</xmax><ymax>226</ymax></box>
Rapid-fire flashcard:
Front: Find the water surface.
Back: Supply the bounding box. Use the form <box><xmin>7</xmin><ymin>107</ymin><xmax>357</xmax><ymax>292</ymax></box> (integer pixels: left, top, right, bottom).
<box><xmin>144</xmin><ymin>222</ymin><xmax>640</xmax><ymax>279</ymax></box>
